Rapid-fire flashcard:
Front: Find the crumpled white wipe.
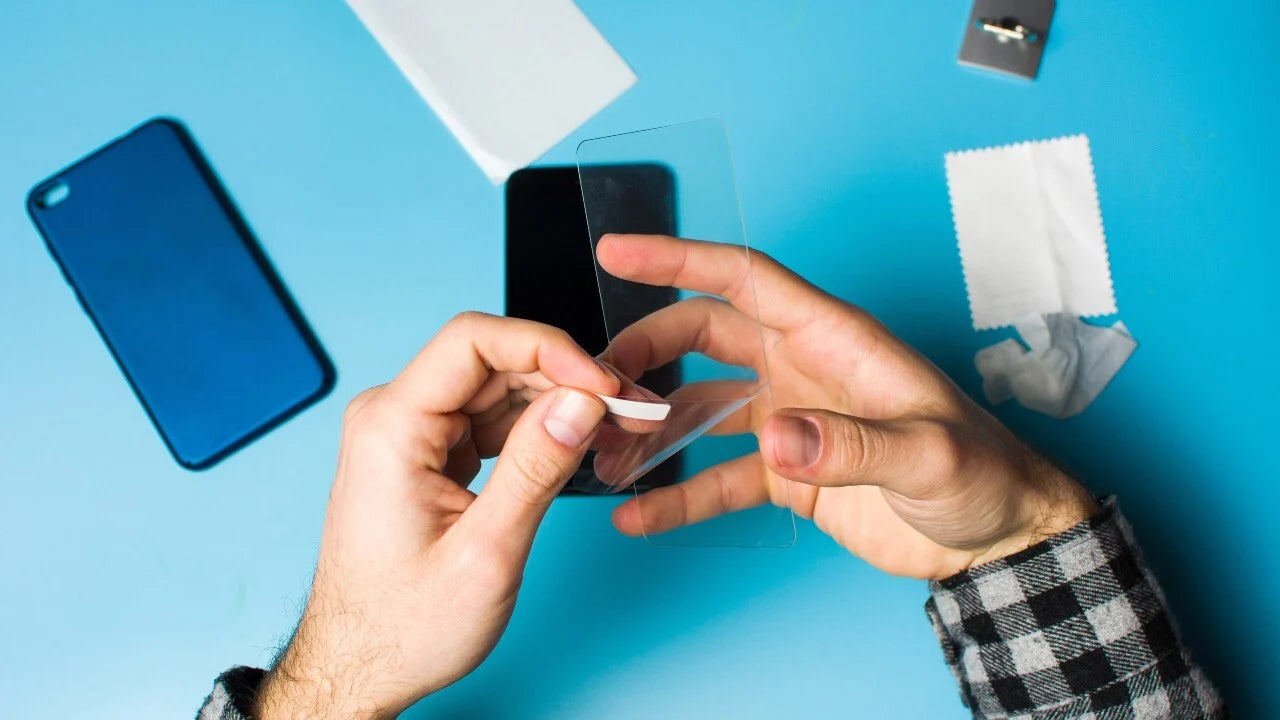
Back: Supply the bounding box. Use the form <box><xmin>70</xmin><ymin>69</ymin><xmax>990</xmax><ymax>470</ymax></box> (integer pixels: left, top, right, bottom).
<box><xmin>976</xmin><ymin>314</ymin><xmax>1137</xmax><ymax>419</ymax></box>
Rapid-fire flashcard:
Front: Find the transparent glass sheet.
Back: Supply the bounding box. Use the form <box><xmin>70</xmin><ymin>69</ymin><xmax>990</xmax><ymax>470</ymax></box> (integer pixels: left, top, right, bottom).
<box><xmin>574</xmin><ymin>118</ymin><xmax>795</xmax><ymax>548</ymax></box>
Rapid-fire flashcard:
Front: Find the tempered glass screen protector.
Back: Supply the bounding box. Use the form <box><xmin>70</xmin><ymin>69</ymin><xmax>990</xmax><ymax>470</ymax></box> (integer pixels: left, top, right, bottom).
<box><xmin>26</xmin><ymin>118</ymin><xmax>335</xmax><ymax>469</ymax></box>
<box><xmin>576</xmin><ymin>119</ymin><xmax>796</xmax><ymax>548</ymax></box>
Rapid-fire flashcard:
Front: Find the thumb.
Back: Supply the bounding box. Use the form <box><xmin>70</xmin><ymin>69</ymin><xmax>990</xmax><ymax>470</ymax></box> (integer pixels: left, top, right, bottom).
<box><xmin>464</xmin><ymin>387</ymin><xmax>606</xmax><ymax>551</ymax></box>
<box><xmin>761</xmin><ymin>408</ymin><xmax>925</xmax><ymax>492</ymax></box>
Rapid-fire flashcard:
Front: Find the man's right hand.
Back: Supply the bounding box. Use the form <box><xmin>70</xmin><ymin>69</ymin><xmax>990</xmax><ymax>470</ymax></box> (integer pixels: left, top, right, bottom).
<box><xmin>255</xmin><ymin>313</ymin><xmax>615</xmax><ymax>719</ymax></box>
<box><xmin>599</xmin><ymin>234</ymin><xmax>1097</xmax><ymax>580</ymax></box>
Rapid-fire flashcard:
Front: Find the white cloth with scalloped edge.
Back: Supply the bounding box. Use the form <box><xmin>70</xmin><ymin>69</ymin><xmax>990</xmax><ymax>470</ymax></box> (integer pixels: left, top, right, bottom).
<box><xmin>946</xmin><ymin>135</ymin><xmax>1117</xmax><ymax>330</ymax></box>
<box><xmin>976</xmin><ymin>314</ymin><xmax>1136</xmax><ymax>419</ymax></box>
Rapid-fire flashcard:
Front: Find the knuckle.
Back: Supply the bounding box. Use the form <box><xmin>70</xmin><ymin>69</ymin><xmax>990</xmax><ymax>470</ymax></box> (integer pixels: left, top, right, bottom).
<box><xmin>444</xmin><ymin>310</ymin><xmax>490</xmax><ymax>336</ymax></box>
<box><xmin>841</xmin><ymin>301</ymin><xmax>888</xmax><ymax>334</ymax></box>
<box><xmin>744</xmin><ymin>247</ymin><xmax>784</xmax><ymax>282</ymax></box>
<box><xmin>539</xmin><ymin>323</ymin><xmax>576</xmax><ymax>349</ymax></box>
<box><xmin>341</xmin><ymin>386</ymin><xmax>384</xmax><ymax>429</ymax></box>
<box><xmin>714</xmin><ymin>465</ymin><xmax>736</xmax><ymax>515</ymax></box>
<box><xmin>747</xmin><ymin>247</ymin><xmax>778</xmax><ymax>268</ymax></box>
<box><xmin>672</xmin><ymin>482</ymin><xmax>693</xmax><ymax>531</ymax></box>
<box><xmin>452</xmin><ymin>309</ymin><xmax>489</xmax><ymax>325</ymax></box>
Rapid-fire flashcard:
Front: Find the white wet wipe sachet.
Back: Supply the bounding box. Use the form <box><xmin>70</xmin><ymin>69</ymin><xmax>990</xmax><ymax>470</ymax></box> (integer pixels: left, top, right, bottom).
<box><xmin>346</xmin><ymin>0</ymin><xmax>637</xmax><ymax>183</ymax></box>
<box><xmin>976</xmin><ymin>314</ymin><xmax>1137</xmax><ymax>419</ymax></box>
<box><xmin>946</xmin><ymin>135</ymin><xmax>1117</xmax><ymax>330</ymax></box>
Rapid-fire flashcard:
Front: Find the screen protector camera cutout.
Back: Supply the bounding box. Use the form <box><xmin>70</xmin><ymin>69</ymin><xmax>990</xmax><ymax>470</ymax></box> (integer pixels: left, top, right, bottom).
<box><xmin>574</xmin><ymin>118</ymin><xmax>795</xmax><ymax>548</ymax></box>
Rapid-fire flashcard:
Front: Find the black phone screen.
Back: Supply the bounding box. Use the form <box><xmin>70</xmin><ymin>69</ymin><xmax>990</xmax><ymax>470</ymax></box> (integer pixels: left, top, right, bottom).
<box><xmin>504</xmin><ymin>167</ymin><xmax>611</xmax><ymax>355</ymax></box>
<box><xmin>504</xmin><ymin>165</ymin><xmax>678</xmax><ymax>493</ymax></box>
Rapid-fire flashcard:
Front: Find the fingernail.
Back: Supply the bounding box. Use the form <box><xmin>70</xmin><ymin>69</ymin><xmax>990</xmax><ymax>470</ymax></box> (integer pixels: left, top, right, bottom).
<box><xmin>773</xmin><ymin>416</ymin><xmax>821</xmax><ymax>468</ymax></box>
<box><xmin>544</xmin><ymin>390</ymin><xmax>605</xmax><ymax>448</ymax></box>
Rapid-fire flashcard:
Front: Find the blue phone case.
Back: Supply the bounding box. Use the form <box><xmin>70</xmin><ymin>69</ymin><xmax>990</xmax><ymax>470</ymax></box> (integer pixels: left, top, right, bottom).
<box><xmin>27</xmin><ymin>118</ymin><xmax>335</xmax><ymax>469</ymax></box>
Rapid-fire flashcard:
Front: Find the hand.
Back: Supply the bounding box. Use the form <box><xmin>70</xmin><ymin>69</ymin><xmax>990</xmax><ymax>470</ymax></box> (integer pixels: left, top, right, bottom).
<box><xmin>599</xmin><ymin>235</ymin><xmax>1097</xmax><ymax>580</ymax></box>
<box><xmin>255</xmin><ymin>313</ymin><xmax>617</xmax><ymax>719</ymax></box>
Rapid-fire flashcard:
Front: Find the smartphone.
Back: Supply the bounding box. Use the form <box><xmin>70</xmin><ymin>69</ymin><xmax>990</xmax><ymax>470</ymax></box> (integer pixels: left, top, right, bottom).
<box><xmin>27</xmin><ymin>118</ymin><xmax>335</xmax><ymax>469</ymax></box>
<box><xmin>504</xmin><ymin>165</ymin><xmax>678</xmax><ymax>494</ymax></box>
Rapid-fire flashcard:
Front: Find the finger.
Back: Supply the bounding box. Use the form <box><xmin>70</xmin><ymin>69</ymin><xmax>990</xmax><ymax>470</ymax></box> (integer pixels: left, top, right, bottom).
<box><xmin>463</xmin><ymin>388</ymin><xmax>607</xmax><ymax>551</ymax></box>
<box><xmin>344</xmin><ymin>384</ymin><xmax>386</xmax><ymax>418</ymax></box>
<box><xmin>383</xmin><ymin>312</ymin><xmax>619</xmax><ymax>416</ymax></box>
<box><xmin>611</xmin><ymin>453</ymin><xmax>773</xmax><ymax>536</ymax></box>
<box><xmin>602</xmin><ymin>296</ymin><xmax>767</xmax><ymax>379</ymax></box>
<box><xmin>597</xmin><ymin>234</ymin><xmax>827</xmax><ymax>332</ymax></box>
<box><xmin>470</xmin><ymin>392</ymin><xmax>664</xmax><ymax>462</ymax></box>
<box><xmin>761</xmin><ymin>408</ymin><xmax>952</xmax><ymax>497</ymax></box>
<box><xmin>461</xmin><ymin>369</ymin><xmax>560</xmax><ymax>416</ymax></box>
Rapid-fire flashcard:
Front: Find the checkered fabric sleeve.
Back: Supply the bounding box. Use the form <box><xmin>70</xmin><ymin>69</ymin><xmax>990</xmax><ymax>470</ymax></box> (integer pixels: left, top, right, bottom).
<box><xmin>926</xmin><ymin>497</ymin><xmax>1226</xmax><ymax>719</ymax></box>
<box><xmin>196</xmin><ymin>666</ymin><xmax>263</xmax><ymax>720</ymax></box>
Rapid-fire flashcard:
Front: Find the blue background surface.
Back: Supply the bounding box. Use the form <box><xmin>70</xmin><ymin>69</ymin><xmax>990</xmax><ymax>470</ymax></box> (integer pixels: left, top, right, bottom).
<box><xmin>1</xmin><ymin>1</ymin><xmax>1274</xmax><ymax>716</ymax></box>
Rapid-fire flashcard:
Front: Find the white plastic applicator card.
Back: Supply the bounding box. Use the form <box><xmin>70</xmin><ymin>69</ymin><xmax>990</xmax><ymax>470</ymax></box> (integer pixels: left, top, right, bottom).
<box><xmin>945</xmin><ymin>135</ymin><xmax>1118</xmax><ymax>330</ymax></box>
<box><xmin>346</xmin><ymin>0</ymin><xmax>637</xmax><ymax>183</ymax></box>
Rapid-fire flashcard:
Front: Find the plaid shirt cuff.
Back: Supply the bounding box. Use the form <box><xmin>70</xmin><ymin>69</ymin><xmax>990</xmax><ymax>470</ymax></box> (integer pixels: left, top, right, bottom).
<box><xmin>196</xmin><ymin>666</ymin><xmax>263</xmax><ymax>720</ymax></box>
<box><xmin>926</xmin><ymin>497</ymin><xmax>1226</xmax><ymax>719</ymax></box>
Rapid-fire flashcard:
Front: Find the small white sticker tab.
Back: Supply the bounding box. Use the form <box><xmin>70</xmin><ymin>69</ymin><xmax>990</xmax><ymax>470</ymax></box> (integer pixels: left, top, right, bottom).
<box><xmin>595</xmin><ymin>394</ymin><xmax>671</xmax><ymax>421</ymax></box>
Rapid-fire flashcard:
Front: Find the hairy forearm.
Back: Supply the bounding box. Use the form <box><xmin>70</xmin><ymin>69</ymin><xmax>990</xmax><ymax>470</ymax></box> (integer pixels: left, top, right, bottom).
<box><xmin>255</xmin><ymin>604</ymin><xmax>399</xmax><ymax>720</ymax></box>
